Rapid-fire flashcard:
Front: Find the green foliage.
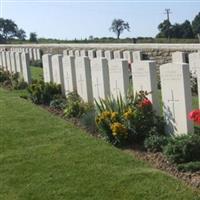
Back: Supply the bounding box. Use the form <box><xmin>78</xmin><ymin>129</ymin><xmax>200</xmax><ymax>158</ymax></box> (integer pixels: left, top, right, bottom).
<box><xmin>0</xmin><ymin>70</ymin><xmax>27</xmax><ymax>90</ymax></box>
<box><xmin>157</xmin><ymin>20</ymin><xmax>194</xmax><ymax>39</ymax></box>
<box><xmin>144</xmin><ymin>134</ymin><xmax>169</xmax><ymax>152</ymax></box>
<box><xmin>64</xmin><ymin>92</ymin><xmax>92</xmax><ymax>118</ymax></box>
<box><xmin>177</xmin><ymin>161</ymin><xmax>200</xmax><ymax>172</ymax></box>
<box><xmin>191</xmin><ymin>73</ymin><xmax>198</xmax><ymax>95</ymax></box>
<box><xmin>164</xmin><ymin>134</ymin><xmax>200</xmax><ymax>164</ymax></box>
<box><xmin>95</xmin><ymin>91</ymin><xmax>165</xmax><ymax>146</ymax></box>
<box><xmin>192</xmin><ymin>12</ymin><xmax>200</xmax><ymax>36</ymax></box>
<box><xmin>109</xmin><ymin>19</ymin><xmax>130</xmax><ymax>39</ymax></box>
<box><xmin>29</xmin><ymin>32</ymin><xmax>38</xmax><ymax>42</ymax></box>
<box><xmin>49</xmin><ymin>97</ymin><xmax>67</xmax><ymax>110</ymax></box>
<box><xmin>27</xmin><ymin>81</ymin><xmax>62</xmax><ymax>105</ymax></box>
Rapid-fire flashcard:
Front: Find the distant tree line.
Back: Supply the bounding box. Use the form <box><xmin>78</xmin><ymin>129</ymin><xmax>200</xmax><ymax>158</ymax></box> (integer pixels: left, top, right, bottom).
<box><xmin>0</xmin><ymin>18</ymin><xmax>38</xmax><ymax>43</ymax></box>
<box><xmin>157</xmin><ymin>12</ymin><xmax>200</xmax><ymax>40</ymax></box>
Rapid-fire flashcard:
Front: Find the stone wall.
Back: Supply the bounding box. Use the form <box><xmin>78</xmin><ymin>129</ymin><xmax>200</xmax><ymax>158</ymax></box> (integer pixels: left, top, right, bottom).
<box><xmin>1</xmin><ymin>43</ymin><xmax>200</xmax><ymax>67</ymax></box>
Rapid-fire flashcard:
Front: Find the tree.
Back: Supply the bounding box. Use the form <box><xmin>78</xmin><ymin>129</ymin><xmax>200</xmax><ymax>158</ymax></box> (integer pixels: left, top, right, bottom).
<box><xmin>192</xmin><ymin>12</ymin><xmax>200</xmax><ymax>37</ymax></box>
<box><xmin>109</xmin><ymin>19</ymin><xmax>130</xmax><ymax>39</ymax></box>
<box><xmin>16</xmin><ymin>28</ymin><xmax>26</xmax><ymax>40</ymax></box>
<box><xmin>156</xmin><ymin>20</ymin><xmax>172</xmax><ymax>39</ymax></box>
<box><xmin>179</xmin><ymin>20</ymin><xmax>194</xmax><ymax>38</ymax></box>
<box><xmin>0</xmin><ymin>18</ymin><xmax>17</xmax><ymax>42</ymax></box>
<box><xmin>29</xmin><ymin>32</ymin><xmax>38</xmax><ymax>42</ymax></box>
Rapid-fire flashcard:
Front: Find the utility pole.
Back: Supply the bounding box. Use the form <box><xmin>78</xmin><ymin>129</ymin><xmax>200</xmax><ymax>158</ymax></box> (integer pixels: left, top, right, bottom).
<box><xmin>164</xmin><ymin>8</ymin><xmax>172</xmax><ymax>42</ymax></box>
<box><xmin>164</xmin><ymin>8</ymin><xmax>172</xmax><ymax>22</ymax></box>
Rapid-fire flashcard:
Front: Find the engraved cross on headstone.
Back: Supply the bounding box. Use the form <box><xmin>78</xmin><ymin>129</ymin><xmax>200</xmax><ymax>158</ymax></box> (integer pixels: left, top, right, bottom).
<box><xmin>65</xmin><ymin>72</ymin><xmax>70</xmax><ymax>91</ymax></box>
<box><xmin>113</xmin><ymin>80</ymin><xmax>120</xmax><ymax>95</ymax></box>
<box><xmin>78</xmin><ymin>74</ymin><xmax>84</xmax><ymax>94</ymax></box>
<box><xmin>168</xmin><ymin>90</ymin><xmax>179</xmax><ymax>119</ymax></box>
<box><xmin>94</xmin><ymin>77</ymin><xmax>101</xmax><ymax>97</ymax></box>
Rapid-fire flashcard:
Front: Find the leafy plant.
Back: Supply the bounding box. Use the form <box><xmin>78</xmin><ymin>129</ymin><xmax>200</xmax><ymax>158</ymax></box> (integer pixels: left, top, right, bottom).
<box><xmin>144</xmin><ymin>134</ymin><xmax>169</xmax><ymax>152</ymax></box>
<box><xmin>64</xmin><ymin>91</ymin><xmax>92</xmax><ymax>118</ymax></box>
<box><xmin>27</xmin><ymin>80</ymin><xmax>62</xmax><ymax>105</ymax></box>
<box><xmin>164</xmin><ymin>134</ymin><xmax>200</xmax><ymax>164</ymax></box>
<box><xmin>50</xmin><ymin>97</ymin><xmax>67</xmax><ymax>110</ymax></box>
<box><xmin>95</xmin><ymin>91</ymin><xmax>165</xmax><ymax>146</ymax></box>
<box><xmin>177</xmin><ymin>161</ymin><xmax>200</xmax><ymax>172</ymax></box>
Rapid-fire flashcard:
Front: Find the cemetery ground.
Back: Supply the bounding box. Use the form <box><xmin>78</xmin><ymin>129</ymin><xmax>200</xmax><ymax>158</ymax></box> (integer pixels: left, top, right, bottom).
<box><xmin>1</xmin><ymin>85</ymin><xmax>200</xmax><ymax>200</ymax></box>
<box><xmin>1</xmin><ymin>66</ymin><xmax>200</xmax><ymax>199</ymax></box>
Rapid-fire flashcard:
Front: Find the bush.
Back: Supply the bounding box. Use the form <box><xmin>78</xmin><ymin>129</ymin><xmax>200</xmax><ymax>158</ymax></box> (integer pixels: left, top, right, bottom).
<box><xmin>95</xmin><ymin>91</ymin><xmax>165</xmax><ymax>146</ymax></box>
<box><xmin>144</xmin><ymin>134</ymin><xmax>169</xmax><ymax>152</ymax></box>
<box><xmin>177</xmin><ymin>161</ymin><xmax>200</xmax><ymax>172</ymax></box>
<box><xmin>50</xmin><ymin>97</ymin><xmax>67</xmax><ymax>110</ymax></box>
<box><xmin>64</xmin><ymin>92</ymin><xmax>92</xmax><ymax>118</ymax></box>
<box><xmin>164</xmin><ymin>134</ymin><xmax>200</xmax><ymax>164</ymax></box>
<box><xmin>191</xmin><ymin>73</ymin><xmax>197</xmax><ymax>95</ymax></box>
<box><xmin>0</xmin><ymin>70</ymin><xmax>27</xmax><ymax>90</ymax></box>
<box><xmin>27</xmin><ymin>81</ymin><xmax>62</xmax><ymax>105</ymax></box>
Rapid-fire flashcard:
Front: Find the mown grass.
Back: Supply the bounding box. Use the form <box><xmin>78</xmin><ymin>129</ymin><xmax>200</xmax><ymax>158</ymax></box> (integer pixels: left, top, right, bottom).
<box><xmin>31</xmin><ymin>66</ymin><xmax>43</xmax><ymax>81</ymax></box>
<box><xmin>1</xmin><ymin>88</ymin><xmax>200</xmax><ymax>199</ymax></box>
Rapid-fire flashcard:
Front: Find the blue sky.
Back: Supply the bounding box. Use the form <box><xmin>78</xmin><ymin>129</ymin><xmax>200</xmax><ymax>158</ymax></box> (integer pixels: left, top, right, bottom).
<box><xmin>2</xmin><ymin>0</ymin><xmax>200</xmax><ymax>39</ymax></box>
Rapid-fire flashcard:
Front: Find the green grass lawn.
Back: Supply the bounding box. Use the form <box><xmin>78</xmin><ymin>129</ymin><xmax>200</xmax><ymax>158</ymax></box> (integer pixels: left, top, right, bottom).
<box><xmin>1</xmin><ymin>88</ymin><xmax>200</xmax><ymax>200</ymax></box>
<box><xmin>31</xmin><ymin>66</ymin><xmax>43</xmax><ymax>81</ymax></box>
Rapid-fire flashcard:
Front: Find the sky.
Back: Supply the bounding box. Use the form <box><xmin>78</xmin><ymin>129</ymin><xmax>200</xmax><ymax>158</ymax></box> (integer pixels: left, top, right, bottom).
<box><xmin>1</xmin><ymin>0</ymin><xmax>200</xmax><ymax>39</ymax></box>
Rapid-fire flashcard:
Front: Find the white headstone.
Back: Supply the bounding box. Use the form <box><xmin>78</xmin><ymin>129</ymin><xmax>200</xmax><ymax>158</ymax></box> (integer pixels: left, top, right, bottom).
<box><xmin>6</xmin><ymin>52</ymin><xmax>12</xmax><ymax>72</ymax></box>
<box><xmin>133</xmin><ymin>51</ymin><xmax>142</xmax><ymax>63</ymax></box>
<box><xmin>51</xmin><ymin>54</ymin><xmax>65</xmax><ymax>93</ymax></box>
<box><xmin>33</xmin><ymin>48</ymin><xmax>37</xmax><ymax>61</ymax></box>
<box><xmin>75</xmin><ymin>50</ymin><xmax>80</xmax><ymax>57</ymax></box>
<box><xmin>10</xmin><ymin>52</ymin><xmax>17</xmax><ymax>73</ymax></box>
<box><xmin>28</xmin><ymin>48</ymin><xmax>34</xmax><ymax>61</ymax></box>
<box><xmin>96</xmin><ymin>50</ymin><xmax>105</xmax><ymax>58</ymax></box>
<box><xmin>160</xmin><ymin>63</ymin><xmax>193</xmax><ymax>135</ymax></box>
<box><xmin>75</xmin><ymin>56</ymin><xmax>93</xmax><ymax>102</ymax></box>
<box><xmin>62</xmin><ymin>55</ymin><xmax>77</xmax><ymax>95</ymax></box>
<box><xmin>15</xmin><ymin>52</ymin><xmax>23</xmax><ymax>73</ymax></box>
<box><xmin>42</xmin><ymin>54</ymin><xmax>53</xmax><ymax>83</ymax></box>
<box><xmin>80</xmin><ymin>50</ymin><xmax>88</xmax><ymax>57</ymax></box>
<box><xmin>36</xmin><ymin>49</ymin><xmax>41</xmax><ymax>60</ymax></box>
<box><xmin>172</xmin><ymin>51</ymin><xmax>186</xmax><ymax>64</ymax></box>
<box><xmin>123</xmin><ymin>51</ymin><xmax>133</xmax><ymax>63</ymax></box>
<box><xmin>0</xmin><ymin>52</ymin><xmax>3</xmax><ymax>68</ymax></box>
<box><xmin>21</xmin><ymin>52</ymin><xmax>32</xmax><ymax>84</ymax></box>
<box><xmin>132</xmin><ymin>60</ymin><xmax>160</xmax><ymax>114</ymax></box>
<box><xmin>108</xmin><ymin>59</ymin><xmax>129</xmax><ymax>98</ymax></box>
<box><xmin>69</xmin><ymin>50</ymin><xmax>75</xmax><ymax>56</ymax></box>
<box><xmin>63</xmin><ymin>49</ymin><xmax>69</xmax><ymax>55</ymax></box>
<box><xmin>114</xmin><ymin>50</ymin><xmax>123</xmax><ymax>59</ymax></box>
<box><xmin>88</xmin><ymin>50</ymin><xmax>96</xmax><ymax>59</ymax></box>
<box><xmin>90</xmin><ymin>58</ymin><xmax>110</xmax><ymax>100</ymax></box>
<box><xmin>189</xmin><ymin>52</ymin><xmax>200</xmax><ymax>77</ymax></box>
<box><xmin>104</xmin><ymin>50</ymin><xmax>114</xmax><ymax>60</ymax></box>
<box><xmin>2</xmin><ymin>51</ymin><xmax>7</xmax><ymax>70</ymax></box>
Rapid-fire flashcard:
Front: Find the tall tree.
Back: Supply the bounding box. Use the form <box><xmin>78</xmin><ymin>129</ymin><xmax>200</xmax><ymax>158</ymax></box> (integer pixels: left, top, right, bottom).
<box><xmin>0</xmin><ymin>18</ymin><xmax>17</xmax><ymax>41</ymax></box>
<box><xmin>16</xmin><ymin>28</ymin><xmax>26</xmax><ymax>40</ymax></box>
<box><xmin>157</xmin><ymin>20</ymin><xmax>172</xmax><ymax>39</ymax></box>
<box><xmin>29</xmin><ymin>32</ymin><xmax>38</xmax><ymax>42</ymax></box>
<box><xmin>109</xmin><ymin>19</ymin><xmax>130</xmax><ymax>39</ymax></box>
<box><xmin>192</xmin><ymin>12</ymin><xmax>200</xmax><ymax>37</ymax></box>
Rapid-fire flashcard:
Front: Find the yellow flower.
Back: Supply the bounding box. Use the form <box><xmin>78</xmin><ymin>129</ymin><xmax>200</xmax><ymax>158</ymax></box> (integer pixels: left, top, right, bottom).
<box><xmin>101</xmin><ymin>111</ymin><xmax>111</xmax><ymax>119</ymax></box>
<box><xmin>110</xmin><ymin>122</ymin><xmax>128</xmax><ymax>136</ymax></box>
<box><xmin>123</xmin><ymin>108</ymin><xmax>134</xmax><ymax>120</ymax></box>
<box><xmin>111</xmin><ymin>112</ymin><xmax>118</xmax><ymax>121</ymax></box>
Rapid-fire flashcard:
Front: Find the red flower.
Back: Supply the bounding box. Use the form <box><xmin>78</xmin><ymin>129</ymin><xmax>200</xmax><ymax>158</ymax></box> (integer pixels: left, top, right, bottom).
<box><xmin>139</xmin><ymin>98</ymin><xmax>152</xmax><ymax>108</ymax></box>
<box><xmin>188</xmin><ymin>109</ymin><xmax>200</xmax><ymax>125</ymax></box>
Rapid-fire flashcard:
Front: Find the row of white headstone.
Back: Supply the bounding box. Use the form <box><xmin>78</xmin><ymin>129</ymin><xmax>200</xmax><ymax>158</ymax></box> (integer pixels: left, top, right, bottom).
<box><xmin>10</xmin><ymin>47</ymin><xmax>41</xmax><ymax>61</ymax></box>
<box><xmin>0</xmin><ymin>51</ymin><xmax>32</xmax><ymax>84</ymax></box>
<box><xmin>63</xmin><ymin>49</ymin><xmax>142</xmax><ymax>63</ymax></box>
<box><xmin>42</xmin><ymin>50</ymin><xmax>200</xmax><ymax>136</ymax></box>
